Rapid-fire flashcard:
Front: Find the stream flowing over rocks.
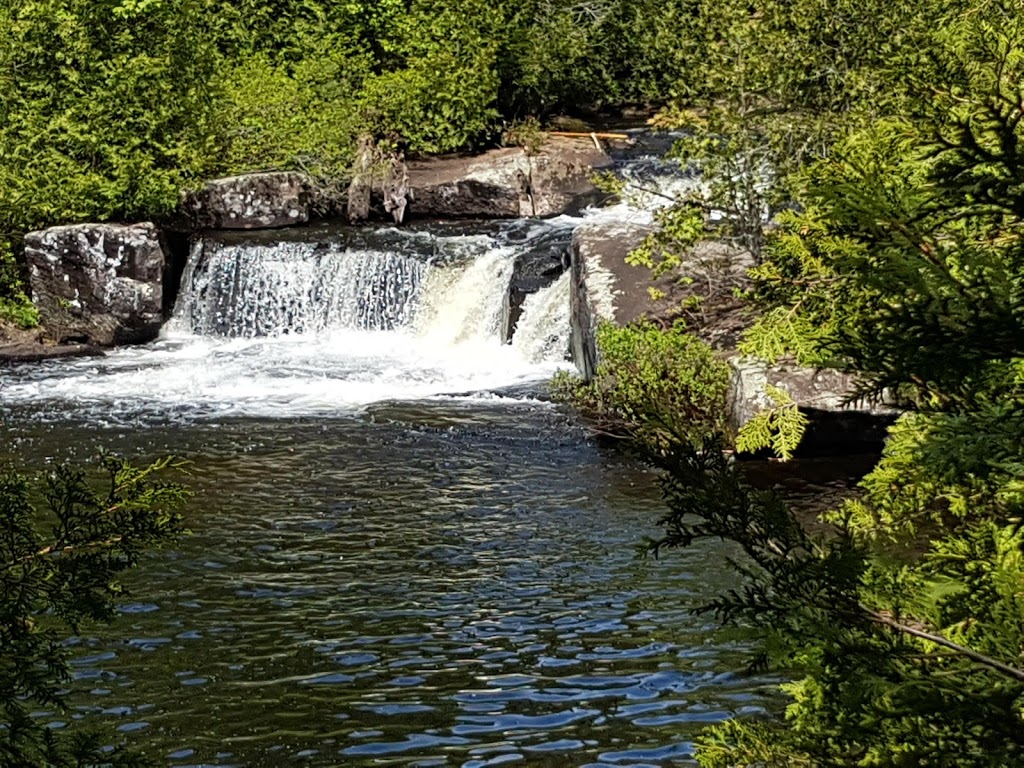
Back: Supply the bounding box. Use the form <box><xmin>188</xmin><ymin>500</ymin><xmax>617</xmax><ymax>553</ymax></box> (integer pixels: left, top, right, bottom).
<box><xmin>0</xmin><ymin>130</ymin><xmax>888</xmax><ymax>766</ymax></box>
<box><xmin>15</xmin><ymin>131</ymin><xmax>889</xmax><ymax>446</ymax></box>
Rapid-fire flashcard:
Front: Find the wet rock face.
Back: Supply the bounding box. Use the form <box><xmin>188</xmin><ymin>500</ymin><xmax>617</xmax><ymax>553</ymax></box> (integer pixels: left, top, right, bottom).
<box><xmin>190</xmin><ymin>172</ymin><xmax>311</xmax><ymax>230</ymax></box>
<box><xmin>501</xmin><ymin>226</ymin><xmax>572</xmax><ymax>343</ymax></box>
<box><xmin>25</xmin><ymin>223</ymin><xmax>166</xmax><ymax>346</ymax></box>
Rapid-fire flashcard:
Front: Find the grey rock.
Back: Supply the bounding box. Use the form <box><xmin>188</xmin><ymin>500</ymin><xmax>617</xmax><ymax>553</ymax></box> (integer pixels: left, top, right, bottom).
<box><xmin>0</xmin><ymin>341</ymin><xmax>103</xmax><ymax>364</ymax></box>
<box><xmin>190</xmin><ymin>172</ymin><xmax>311</xmax><ymax>230</ymax></box>
<box><xmin>501</xmin><ymin>227</ymin><xmax>572</xmax><ymax>343</ymax></box>
<box><xmin>568</xmin><ymin>220</ymin><xmax>651</xmax><ymax>379</ymax></box>
<box><xmin>727</xmin><ymin>357</ymin><xmax>896</xmax><ymax>454</ymax></box>
<box><xmin>25</xmin><ymin>223</ymin><xmax>166</xmax><ymax>346</ymax></box>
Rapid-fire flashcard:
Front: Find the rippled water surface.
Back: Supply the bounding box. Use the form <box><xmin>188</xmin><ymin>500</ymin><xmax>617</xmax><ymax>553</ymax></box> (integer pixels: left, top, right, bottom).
<box><xmin>1</xmin><ymin>398</ymin><xmax>779</xmax><ymax>767</ymax></box>
<box><xmin>0</xmin><ymin>202</ymin><xmax>786</xmax><ymax>765</ymax></box>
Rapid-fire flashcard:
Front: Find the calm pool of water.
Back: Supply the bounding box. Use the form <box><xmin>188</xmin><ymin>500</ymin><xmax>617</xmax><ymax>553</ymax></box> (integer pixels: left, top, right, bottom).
<box><xmin>2</xmin><ymin>398</ymin><xmax>779</xmax><ymax>767</ymax></box>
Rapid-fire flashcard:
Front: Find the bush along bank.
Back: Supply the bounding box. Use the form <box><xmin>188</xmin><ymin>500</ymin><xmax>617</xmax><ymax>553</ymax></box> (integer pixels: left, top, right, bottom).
<box><xmin>553</xmin><ymin>4</ymin><xmax>1024</xmax><ymax>765</ymax></box>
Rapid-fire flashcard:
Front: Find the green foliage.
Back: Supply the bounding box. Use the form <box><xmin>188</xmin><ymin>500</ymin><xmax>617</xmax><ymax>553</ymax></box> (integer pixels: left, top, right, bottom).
<box><xmin>624</xmin><ymin>0</ymin><xmax>971</xmax><ymax>281</ymax></box>
<box><xmin>741</xmin><ymin>26</ymin><xmax>1024</xmax><ymax>407</ymax></box>
<box><xmin>738</xmin><ymin>205</ymin><xmax>867</xmax><ymax>366</ymax></box>
<box><xmin>360</xmin><ymin>0</ymin><xmax>502</xmax><ymax>154</ymax></box>
<box><xmin>217</xmin><ymin>39</ymin><xmax>371</xmax><ymax>180</ymax></box>
<box><xmin>0</xmin><ymin>0</ymin><xmax>222</xmax><ymax>305</ymax></box>
<box><xmin>0</xmin><ymin>295</ymin><xmax>40</xmax><ymax>330</ymax></box>
<box><xmin>0</xmin><ymin>0</ymin><xmax>222</xmax><ymax>229</ymax></box>
<box><xmin>643</xmin><ymin>16</ymin><xmax>1024</xmax><ymax>766</ymax></box>
<box><xmin>649</xmin><ymin>436</ymin><xmax>1024</xmax><ymax>768</ymax></box>
<box><xmin>1</xmin><ymin>455</ymin><xmax>188</xmax><ymax>767</ymax></box>
<box><xmin>556</xmin><ymin>7</ymin><xmax>1024</xmax><ymax>765</ymax></box>
<box><xmin>626</xmin><ymin>203</ymin><xmax>707</xmax><ymax>277</ymax></box>
<box><xmin>735</xmin><ymin>384</ymin><xmax>809</xmax><ymax>460</ymax></box>
<box><xmin>501</xmin><ymin>117</ymin><xmax>546</xmax><ymax>155</ymax></box>
<box><xmin>551</xmin><ymin>321</ymin><xmax>731</xmax><ymax>451</ymax></box>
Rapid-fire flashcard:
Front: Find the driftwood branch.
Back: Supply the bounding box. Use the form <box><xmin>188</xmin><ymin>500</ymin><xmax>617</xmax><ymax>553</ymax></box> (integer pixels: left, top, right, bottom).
<box><xmin>548</xmin><ymin>131</ymin><xmax>631</xmax><ymax>140</ymax></box>
<box><xmin>5</xmin><ymin>536</ymin><xmax>126</xmax><ymax>573</ymax></box>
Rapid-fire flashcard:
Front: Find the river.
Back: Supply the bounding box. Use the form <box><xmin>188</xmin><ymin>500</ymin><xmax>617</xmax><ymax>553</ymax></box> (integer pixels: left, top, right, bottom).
<box><xmin>0</xmin><ymin>170</ymin><xmax>786</xmax><ymax>766</ymax></box>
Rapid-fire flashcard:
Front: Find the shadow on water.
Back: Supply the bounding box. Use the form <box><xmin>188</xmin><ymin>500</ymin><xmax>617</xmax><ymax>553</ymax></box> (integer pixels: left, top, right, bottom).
<box><xmin>2</xmin><ymin>400</ymin><xmax>791</xmax><ymax>767</ymax></box>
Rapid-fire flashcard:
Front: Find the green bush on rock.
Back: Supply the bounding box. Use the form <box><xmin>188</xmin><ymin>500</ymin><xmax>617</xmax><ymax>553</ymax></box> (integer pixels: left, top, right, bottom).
<box><xmin>552</xmin><ymin>321</ymin><xmax>731</xmax><ymax>452</ymax></box>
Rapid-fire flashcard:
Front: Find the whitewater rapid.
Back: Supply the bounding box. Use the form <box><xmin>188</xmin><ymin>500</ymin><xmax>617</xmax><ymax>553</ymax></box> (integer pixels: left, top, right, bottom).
<box><xmin>0</xmin><ymin>134</ymin><xmax>698</xmax><ymax>425</ymax></box>
<box><xmin>0</xmin><ymin>229</ymin><xmax>575</xmax><ymax>424</ymax></box>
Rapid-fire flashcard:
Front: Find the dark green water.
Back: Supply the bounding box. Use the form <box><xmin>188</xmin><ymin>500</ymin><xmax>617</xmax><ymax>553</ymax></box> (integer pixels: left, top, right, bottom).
<box><xmin>2</xmin><ymin>399</ymin><xmax>780</xmax><ymax>767</ymax></box>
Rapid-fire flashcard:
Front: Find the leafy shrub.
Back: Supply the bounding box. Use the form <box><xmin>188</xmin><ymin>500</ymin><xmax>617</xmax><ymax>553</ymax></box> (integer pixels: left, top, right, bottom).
<box><xmin>734</xmin><ymin>384</ymin><xmax>808</xmax><ymax>460</ymax></box>
<box><xmin>552</xmin><ymin>321</ymin><xmax>731</xmax><ymax>451</ymax></box>
<box><xmin>218</xmin><ymin>37</ymin><xmax>372</xmax><ymax>180</ymax></box>
<box><xmin>0</xmin><ymin>0</ymin><xmax>221</xmax><ymax>229</ymax></box>
<box><xmin>501</xmin><ymin>117</ymin><xmax>546</xmax><ymax>155</ymax></box>
<box><xmin>0</xmin><ymin>294</ymin><xmax>40</xmax><ymax>330</ymax></box>
<box><xmin>360</xmin><ymin>1</ymin><xmax>502</xmax><ymax>154</ymax></box>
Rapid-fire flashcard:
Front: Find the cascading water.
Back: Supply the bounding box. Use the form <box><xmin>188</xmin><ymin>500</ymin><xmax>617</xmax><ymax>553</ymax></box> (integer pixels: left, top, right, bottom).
<box><xmin>173</xmin><ymin>240</ymin><xmax>428</xmax><ymax>337</ymax></box>
<box><xmin>0</xmin><ymin>225</ymin><xmax>576</xmax><ymax>423</ymax></box>
<box><xmin>414</xmin><ymin>247</ymin><xmax>516</xmax><ymax>346</ymax></box>
<box><xmin>0</xmin><ymin>133</ymin><xmax>698</xmax><ymax>423</ymax></box>
<box><xmin>511</xmin><ymin>273</ymin><xmax>572</xmax><ymax>365</ymax></box>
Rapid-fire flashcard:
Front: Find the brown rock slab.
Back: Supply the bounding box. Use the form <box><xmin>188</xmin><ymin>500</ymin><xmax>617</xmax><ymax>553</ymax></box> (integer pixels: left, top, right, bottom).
<box><xmin>404</xmin><ymin>138</ymin><xmax>612</xmax><ymax>220</ymax></box>
<box><xmin>0</xmin><ymin>339</ymin><xmax>103</xmax><ymax>364</ymax></box>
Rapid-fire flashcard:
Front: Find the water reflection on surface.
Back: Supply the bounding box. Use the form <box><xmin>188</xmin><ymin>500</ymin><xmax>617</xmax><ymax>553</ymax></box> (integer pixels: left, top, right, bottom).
<box><xmin>2</xmin><ymin>400</ymin><xmax>782</xmax><ymax>766</ymax></box>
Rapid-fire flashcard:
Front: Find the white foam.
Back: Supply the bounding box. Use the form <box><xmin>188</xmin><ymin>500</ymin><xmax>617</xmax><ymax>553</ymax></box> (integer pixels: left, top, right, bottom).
<box><xmin>2</xmin><ymin>148</ymin><xmax>695</xmax><ymax>423</ymax></box>
<box><xmin>2</xmin><ymin>253</ymin><xmax>568</xmax><ymax>422</ymax></box>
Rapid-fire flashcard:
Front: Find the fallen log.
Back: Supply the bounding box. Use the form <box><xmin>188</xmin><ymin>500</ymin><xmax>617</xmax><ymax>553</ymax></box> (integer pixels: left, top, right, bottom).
<box><xmin>547</xmin><ymin>131</ymin><xmax>631</xmax><ymax>140</ymax></box>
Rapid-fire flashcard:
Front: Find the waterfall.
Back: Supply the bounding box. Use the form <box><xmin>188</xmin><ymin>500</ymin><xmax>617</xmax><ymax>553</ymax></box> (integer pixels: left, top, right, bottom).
<box><xmin>172</xmin><ymin>238</ymin><xmax>429</xmax><ymax>337</ymax></box>
<box><xmin>3</xmin><ymin>137</ymin><xmax>709</xmax><ymax>421</ymax></box>
<box><xmin>413</xmin><ymin>247</ymin><xmax>516</xmax><ymax>346</ymax></box>
<box><xmin>511</xmin><ymin>273</ymin><xmax>571</xmax><ymax>364</ymax></box>
<box><xmin>170</xmin><ymin>233</ymin><xmax>558</xmax><ymax>366</ymax></box>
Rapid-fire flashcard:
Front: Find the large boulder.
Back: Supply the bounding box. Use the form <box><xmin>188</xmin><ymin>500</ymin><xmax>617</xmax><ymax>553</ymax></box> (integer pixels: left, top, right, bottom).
<box><xmin>25</xmin><ymin>223</ymin><xmax>166</xmax><ymax>346</ymax></box>
<box><xmin>728</xmin><ymin>358</ymin><xmax>895</xmax><ymax>455</ymax></box>
<box><xmin>189</xmin><ymin>172</ymin><xmax>311</xmax><ymax>230</ymax></box>
<box><xmin>403</xmin><ymin>137</ymin><xmax>612</xmax><ymax>220</ymax></box>
<box><xmin>569</xmin><ymin>220</ymin><xmax>649</xmax><ymax>379</ymax></box>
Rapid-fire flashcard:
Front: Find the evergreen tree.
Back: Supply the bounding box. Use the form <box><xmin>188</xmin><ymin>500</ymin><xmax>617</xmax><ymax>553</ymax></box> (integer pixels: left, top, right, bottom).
<box><xmin>0</xmin><ymin>456</ymin><xmax>187</xmax><ymax>767</ymax></box>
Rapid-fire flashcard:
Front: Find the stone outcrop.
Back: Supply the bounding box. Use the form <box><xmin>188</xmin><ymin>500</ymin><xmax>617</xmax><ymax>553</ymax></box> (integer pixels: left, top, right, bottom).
<box><xmin>0</xmin><ymin>336</ymin><xmax>103</xmax><ymax>364</ymax></box>
<box><xmin>568</xmin><ymin>220</ymin><xmax>894</xmax><ymax>454</ymax></box>
<box><xmin>728</xmin><ymin>358</ymin><xmax>895</xmax><ymax>454</ymax></box>
<box><xmin>189</xmin><ymin>172</ymin><xmax>311</xmax><ymax>230</ymax></box>
<box><xmin>569</xmin><ymin>220</ymin><xmax>649</xmax><ymax>379</ymax></box>
<box><xmin>25</xmin><ymin>223</ymin><xmax>166</xmax><ymax>346</ymax></box>
<box><xmin>402</xmin><ymin>137</ymin><xmax>612</xmax><ymax>220</ymax></box>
